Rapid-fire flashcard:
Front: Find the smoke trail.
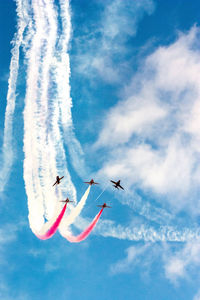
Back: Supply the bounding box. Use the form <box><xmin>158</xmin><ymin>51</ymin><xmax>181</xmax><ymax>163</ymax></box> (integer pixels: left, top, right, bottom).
<box><xmin>0</xmin><ymin>0</ymin><xmax>26</xmax><ymax>192</ymax></box>
<box><xmin>63</xmin><ymin>208</ymin><xmax>104</xmax><ymax>243</ymax></box>
<box><xmin>23</xmin><ymin>0</ymin><xmax>76</xmax><ymax>233</ymax></box>
<box><xmin>92</xmin><ymin>219</ymin><xmax>200</xmax><ymax>242</ymax></box>
<box><xmin>59</xmin><ymin>186</ymin><xmax>91</xmax><ymax>235</ymax></box>
<box><xmin>23</xmin><ymin>0</ymin><xmax>51</xmax><ymax>232</ymax></box>
<box><xmin>36</xmin><ymin>203</ymin><xmax>67</xmax><ymax>240</ymax></box>
<box><xmin>94</xmin><ymin>185</ymin><xmax>109</xmax><ymax>202</ymax></box>
<box><xmin>55</xmin><ymin>0</ymin><xmax>86</xmax><ymax>178</ymax></box>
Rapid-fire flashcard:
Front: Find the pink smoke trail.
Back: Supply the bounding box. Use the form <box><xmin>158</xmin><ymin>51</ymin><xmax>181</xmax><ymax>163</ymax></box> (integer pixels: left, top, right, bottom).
<box><xmin>36</xmin><ymin>203</ymin><xmax>67</xmax><ymax>240</ymax></box>
<box><xmin>64</xmin><ymin>208</ymin><xmax>104</xmax><ymax>243</ymax></box>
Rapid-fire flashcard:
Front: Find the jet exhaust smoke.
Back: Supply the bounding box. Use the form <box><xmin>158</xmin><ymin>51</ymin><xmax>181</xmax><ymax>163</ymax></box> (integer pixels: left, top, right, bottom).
<box><xmin>59</xmin><ymin>186</ymin><xmax>91</xmax><ymax>235</ymax></box>
<box><xmin>36</xmin><ymin>203</ymin><xmax>67</xmax><ymax>240</ymax></box>
<box><xmin>62</xmin><ymin>208</ymin><xmax>104</xmax><ymax>243</ymax></box>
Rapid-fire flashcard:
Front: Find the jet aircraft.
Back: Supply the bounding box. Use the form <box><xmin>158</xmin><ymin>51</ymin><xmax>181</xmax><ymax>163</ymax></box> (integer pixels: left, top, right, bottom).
<box><xmin>52</xmin><ymin>175</ymin><xmax>64</xmax><ymax>186</ymax></box>
<box><xmin>60</xmin><ymin>197</ymin><xmax>74</xmax><ymax>204</ymax></box>
<box><xmin>97</xmin><ymin>203</ymin><xmax>111</xmax><ymax>208</ymax></box>
<box><xmin>110</xmin><ymin>179</ymin><xmax>124</xmax><ymax>190</ymax></box>
<box><xmin>84</xmin><ymin>179</ymin><xmax>99</xmax><ymax>185</ymax></box>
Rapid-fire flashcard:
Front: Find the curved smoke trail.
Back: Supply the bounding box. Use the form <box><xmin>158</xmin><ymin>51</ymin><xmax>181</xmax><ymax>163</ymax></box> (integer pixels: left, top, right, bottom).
<box><xmin>63</xmin><ymin>208</ymin><xmax>104</xmax><ymax>243</ymax></box>
<box><xmin>59</xmin><ymin>186</ymin><xmax>91</xmax><ymax>235</ymax></box>
<box><xmin>36</xmin><ymin>203</ymin><xmax>67</xmax><ymax>240</ymax></box>
<box><xmin>0</xmin><ymin>0</ymin><xmax>27</xmax><ymax>192</ymax></box>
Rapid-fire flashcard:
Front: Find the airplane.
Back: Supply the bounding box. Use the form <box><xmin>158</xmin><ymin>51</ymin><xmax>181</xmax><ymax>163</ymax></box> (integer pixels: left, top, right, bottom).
<box><xmin>84</xmin><ymin>179</ymin><xmax>99</xmax><ymax>185</ymax></box>
<box><xmin>97</xmin><ymin>203</ymin><xmax>111</xmax><ymax>208</ymax></box>
<box><xmin>52</xmin><ymin>175</ymin><xmax>64</xmax><ymax>186</ymax></box>
<box><xmin>110</xmin><ymin>179</ymin><xmax>124</xmax><ymax>190</ymax></box>
<box><xmin>60</xmin><ymin>197</ymin><xmax>74</xmax><ymax>204</ymax></box>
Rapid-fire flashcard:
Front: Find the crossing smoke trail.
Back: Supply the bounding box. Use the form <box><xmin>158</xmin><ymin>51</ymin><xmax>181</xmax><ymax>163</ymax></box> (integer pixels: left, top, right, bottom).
<box><xmin>0</xmin><ymin>0</ymin><xmax>26</xmax><ymax>193</ymax></box>
<box><xmin>36</xmin><ymin>203</ymin><xmax>67</xmax><ymax>240</ymax></box>
<box><xmin>63</xmin><ymin>208</ymin><xmax>104</xmax><ymax>243</ymax></box>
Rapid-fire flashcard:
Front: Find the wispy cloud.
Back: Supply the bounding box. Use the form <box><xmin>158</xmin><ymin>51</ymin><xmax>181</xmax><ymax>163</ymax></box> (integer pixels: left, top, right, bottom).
<box><xmin>73</xmin><ymin>0</ymin><xmax>155</xmax><ymax>82</ymax></box>
<box><xmin>164</xmin><ymin>239</ymin><xmax>200</xmax><ymax>283</ymax></box>
<box><xmin>193</xmin><ymin>290</ymin><xmax>200</xmax><ymax>300</ymax></box>
<box><xmin>110</xmin><ymin>244</ymin><xmax>150</xmax><ymax>275</ymax></box>
<box><xmin>95</xmin><ymin>26</ymin><xmax>200</xmax><ymax>214</ymax></box>
<box><xmin>0</xmin><ymin>223</ymin><xmax>19</xmax><ymax>246</ymax></box>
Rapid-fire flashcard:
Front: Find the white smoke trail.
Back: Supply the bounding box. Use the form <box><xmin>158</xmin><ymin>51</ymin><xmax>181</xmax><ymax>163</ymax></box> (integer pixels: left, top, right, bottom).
<box><xmin>23</xmin><ymin>0</ymin><xmax>77</xmax><ymax>233</ymax></box>
<box><xmin>23</xmin><ymin>0</ymin><xmax>50</xmax><ymax>232</ymax></box>
<box><xmin>75</xmin><ymin>216</ymin><xmax>200</xmax><ymax>242</ymax></box>
<box><xmin>0</xmin><ymin>0</ymin><xmax>26</xmax><ymax>193</ymax></box>
<box><xmin>55</xmin><ymin>0</ymin><xmax>86</xmax><ymax>178</ymax></box>
<box><xmin>94</xmin><ymin>185</ymin><xmax>109</xmax><ymax>202</ymax></box>
<box><xmin>59</xmin><ymin>186</ymin><xmax>91</xmax><ymax>236</ymax></box>
<box><xmin>32</xmin><ymin>0</ymin><xmax>61</xmax><ymax>220</ymax></box>
<box><xmin>44</xmin><ymin>0</ymin><xmax>77</xmax><ymax>208</ymax></box>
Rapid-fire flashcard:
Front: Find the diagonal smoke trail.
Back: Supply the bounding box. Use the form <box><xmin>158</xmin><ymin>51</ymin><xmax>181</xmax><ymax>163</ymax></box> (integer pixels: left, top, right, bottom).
<box><xmin>59</xmin><ymin>186</ymin><xmax>91</xmax><ymax>235</ymax></box>
<box><xmin>0</xmin><ymin>0</ymin><xmax>27</xmax><ymax>193</ymax></box>
<box><xmin>37</xmin><ymin>186</ymin><xmax>91</xmax><ymax>239</ymax></box>
<box><xmin>36</xmin><ymin>203</ymin><xmax>67</xmax><ymax>240</ymax></box>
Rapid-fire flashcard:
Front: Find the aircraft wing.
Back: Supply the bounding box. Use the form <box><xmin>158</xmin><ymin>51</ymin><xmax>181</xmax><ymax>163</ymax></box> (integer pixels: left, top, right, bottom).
<box><xmin>84</xmin><ymin>182</ymin><xmax>90</xmax><ymax>184</ymax></box>
<box><xmin>52</xmin><ymin>182</ymin><xmax>57</xmax><ymax>186</ymax></box>
<box><xmin>119</xmin><ymin>185</ymin><xmax>124</xmax><ymax>190</ymax></box>
<box><xmin>110</xmin><ymin>180</ymin><xmax>116</xmax><ymax>184</ymax></box>
<box><xmin>60</xmin><ymin>176</ymin><xmax>64</xmax><ymax>180</ymax></box>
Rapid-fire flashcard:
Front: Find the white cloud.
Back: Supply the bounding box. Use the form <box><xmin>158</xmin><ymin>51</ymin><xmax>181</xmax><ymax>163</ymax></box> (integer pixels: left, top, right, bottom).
<box><xmin>94</xmin><ymin>96</ymin><xmax>167</xmax><ymax>147</ymax></box>
<box><xmin>74</xmin><ymin>0</ymin><xmax>155</xmax><ymax>82</ymax></box>
<box><xmin>0</xmin><ymin>224</ymin><xmax>18</xmax><ymax>245</ymax></box>
<box><xmin>95</xmin><ymin>26</ymin><xmax>200</xmax><ymax>213</ymax></box>
<box><xmin>164</xmin><ymin>239</ymin><xmax>200</xmax><ymax>283</ymax></box>
<box><xmin>0</xmin><ymin>281</ymin><xmax>29</xmax><ymax>300</ymax></box>
<box><xmin>110</xmin><ymin>244</ymin><xmax>149</xmax><ymax>274</ymax></box>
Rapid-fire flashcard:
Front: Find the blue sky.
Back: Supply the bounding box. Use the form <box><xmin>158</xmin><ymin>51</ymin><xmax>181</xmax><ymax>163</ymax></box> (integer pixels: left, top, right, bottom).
<box><xmin>1</xmin><ymin>0</ymin><xmax>200</xmax><ymax>299</ymax></box>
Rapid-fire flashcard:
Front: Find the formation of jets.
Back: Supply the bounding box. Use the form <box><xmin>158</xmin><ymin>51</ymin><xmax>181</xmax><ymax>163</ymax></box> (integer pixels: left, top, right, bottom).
<box><xmin>53</xmin><ymin>176</ymin><xmax>124</xmax><ymax>208</ymax></box>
